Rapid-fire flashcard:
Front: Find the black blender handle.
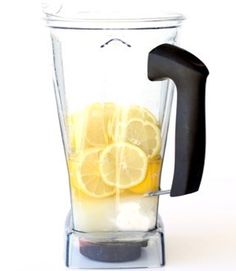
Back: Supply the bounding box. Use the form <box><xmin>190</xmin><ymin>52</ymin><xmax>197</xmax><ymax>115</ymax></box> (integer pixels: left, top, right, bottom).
<box><xmin>148</xmin><ymin>44</ymin><xmax>209</xmax><ymax>196</ymax></box>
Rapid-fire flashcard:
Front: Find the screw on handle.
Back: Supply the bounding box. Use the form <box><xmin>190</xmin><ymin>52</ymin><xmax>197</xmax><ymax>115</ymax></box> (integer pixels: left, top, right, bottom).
<box><xmin>148</xmin><ymin>44</ymin><xmax>209</xmax><ymax>197</ymax></box>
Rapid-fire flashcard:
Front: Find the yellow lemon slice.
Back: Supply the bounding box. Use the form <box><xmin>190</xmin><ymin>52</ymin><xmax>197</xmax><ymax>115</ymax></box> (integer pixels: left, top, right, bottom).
<box><xmin>120</xmin><ymin>118</ymin><xmax>161</xmax><ymax>158</ymax></box>
<box><xmin>84</xmin><ymin>103</ymin><xmax>109</xmax><ymax>147</ymax></box>
<box><xmin>68</xmin><ymin>148</ymin><xmax>115</xmax><ymax>198</ymax></box>
<box><xmin>67</xmin><ymin>103</ymin><xmax>118</xmax><ymax>152</ymax></box>
<box><xmin>99</xmin><ymin>143</ymin><xmax>148</xmax><ymax>189</ymax></box>
<box><xmin>130</xmin><ymin>158</ymin><xmax>162</xmax><ymax>194</ymax></box>
<box><xmin>110</xmin><ymin>105</ymin><xmax>159</xmax><ymax>140</ymax></box>
<box><xmin>126</xmin><ymin>105</ymin><xmax>158</xmax><ymax>125</ymax></box>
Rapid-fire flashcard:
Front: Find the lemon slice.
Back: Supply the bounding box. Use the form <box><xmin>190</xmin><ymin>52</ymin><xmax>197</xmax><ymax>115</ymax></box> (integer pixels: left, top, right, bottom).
<box><xmin>121</xmin><ymin>118</ymin><xmax>161</xmax><ymax>158</ymax></box>
<box><xmin>67</xmin><ymin>103</ymin><xmax>118</xmax><ymax>152</ymax></box>
<box><xmin>68</xmin><ymin>148</ymin><xmax>115</xmax><ymax>198</ymax></box>
<box><xmin>130</xmin><ymin>158</ymin><xmax>162</xmax><ymax>194</ymax></box>
<box><xmin>126</xmin><ymin>105</ymin><xmax>158</xmax><ymax>125</ymax></box>
<box><xmin>110</xmin><ymin>105</ymin><xmax>159</xmax><ymax>140</ymax></box>
<box><xmin>83</xmin><ymin>103</ymin><xmax>109</xmax><ymax>147</ymax></box>
<box><xmin>99</xmin><ymin>143</ymin><xmax>148</xmax><ymax>189</ymax></box>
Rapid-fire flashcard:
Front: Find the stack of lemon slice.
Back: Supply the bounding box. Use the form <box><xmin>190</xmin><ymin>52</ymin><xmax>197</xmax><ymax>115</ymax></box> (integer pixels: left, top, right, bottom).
<box><xmin>67</xmin><ymin>103</ymin><xmax>162</xmax><ymax>198</ymax></box>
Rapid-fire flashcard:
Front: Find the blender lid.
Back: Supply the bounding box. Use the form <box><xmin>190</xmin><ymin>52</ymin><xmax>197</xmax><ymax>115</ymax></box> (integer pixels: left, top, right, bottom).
<box><xmin>43</xmin><ymin>0</ymin><xmax>185</xmax><ymax>28</ymax></box>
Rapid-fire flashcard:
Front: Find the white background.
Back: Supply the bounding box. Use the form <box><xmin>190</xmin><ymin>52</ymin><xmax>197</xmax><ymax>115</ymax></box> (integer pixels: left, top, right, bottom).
<box><xmin>0</xmin><ymin>0</ymin><xmax>236</xmax><ymax>270</ymax></box>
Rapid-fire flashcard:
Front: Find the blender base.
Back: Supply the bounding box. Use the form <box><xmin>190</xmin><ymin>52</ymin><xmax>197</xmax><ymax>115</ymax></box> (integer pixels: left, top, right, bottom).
<box><xmin>65</xmin><ymin>213</ymin><xmax>165</xmax><ymax>269</ymax></box>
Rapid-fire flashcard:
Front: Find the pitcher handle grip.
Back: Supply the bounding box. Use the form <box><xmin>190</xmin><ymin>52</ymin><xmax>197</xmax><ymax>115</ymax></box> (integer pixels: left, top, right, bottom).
<box><xmin>148</xmin><ymin>44</ymin><xmax>209</xmax><ymax>196</ymax></box>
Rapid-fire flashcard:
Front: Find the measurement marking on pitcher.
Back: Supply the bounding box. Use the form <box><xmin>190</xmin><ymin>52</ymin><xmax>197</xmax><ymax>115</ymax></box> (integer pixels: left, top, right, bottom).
<box><xmin>100</xmin><ymin>38</ymin><xmax>131</xmax><ymax>48</ymax></box>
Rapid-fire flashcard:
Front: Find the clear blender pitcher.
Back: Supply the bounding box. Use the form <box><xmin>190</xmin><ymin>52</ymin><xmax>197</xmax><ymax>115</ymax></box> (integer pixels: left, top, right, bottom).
<box><xmin>43</xmin><ymin>3</ymin><xmax>209</xmax><ymax>269</ymax></box>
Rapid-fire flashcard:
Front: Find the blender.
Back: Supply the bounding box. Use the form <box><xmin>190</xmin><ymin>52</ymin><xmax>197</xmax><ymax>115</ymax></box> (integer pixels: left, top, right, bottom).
<box><xmin>43</xmin><ymin>1</ymin><xmax>209</xmax><ymax>268</ymax></box>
